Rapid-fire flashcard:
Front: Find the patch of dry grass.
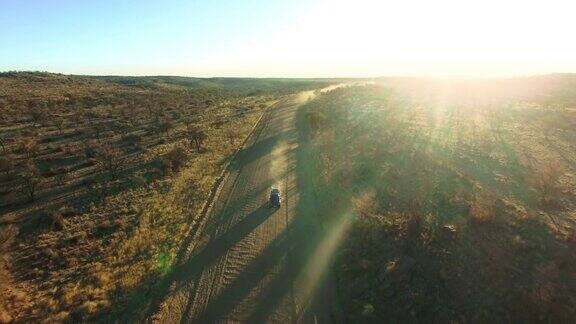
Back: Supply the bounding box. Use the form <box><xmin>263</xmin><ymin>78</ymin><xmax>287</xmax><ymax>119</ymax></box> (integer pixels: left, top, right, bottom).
<box><xmin>0</xmin><ymin>72</ymin><xmax>329</xmax><ymax>321</ymax></box>
<box><xmin>305</xmin><ymin>80</ymin><xmax>576</xmax><ymax>322</ymax></box>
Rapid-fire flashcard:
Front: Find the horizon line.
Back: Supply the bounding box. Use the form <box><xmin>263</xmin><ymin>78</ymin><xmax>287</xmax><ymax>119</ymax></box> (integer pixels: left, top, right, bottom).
<box><xmin>2</xmin><ymin>69</ymin><xmax>575</xmax><ymax>80</ymax></box>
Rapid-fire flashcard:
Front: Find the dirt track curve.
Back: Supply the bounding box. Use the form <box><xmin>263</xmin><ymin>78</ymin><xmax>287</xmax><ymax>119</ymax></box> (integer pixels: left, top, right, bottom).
<box><xmin>152</xmin><ymin>91</ymin><xmax>339</xmax><ymax>324</ymax></box>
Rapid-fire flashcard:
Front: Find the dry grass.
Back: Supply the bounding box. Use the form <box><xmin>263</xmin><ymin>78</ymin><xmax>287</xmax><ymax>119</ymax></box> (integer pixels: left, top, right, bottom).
<box><xmin>305</xmin><ymin>78</ymin><xmax>576</xmax><ymax>322</ymax></box>
<box><xmin>0</xmin><ymin>72</ymin><xmax>329</xmax><ymax>321</ymax></box>
<box><xmin>533</xmin><ymin>161</ymin><xmax>566</xmax><ymax>209</ymax></box>
<box><xmin>0</xmin><ymin>225</ymin><xmax>19</xmax><ymax>323</ymax></box>
<box><xmin>469</xmin><ymin>190</ymin><xmax>497</xmax><ymax>224</ymax></box>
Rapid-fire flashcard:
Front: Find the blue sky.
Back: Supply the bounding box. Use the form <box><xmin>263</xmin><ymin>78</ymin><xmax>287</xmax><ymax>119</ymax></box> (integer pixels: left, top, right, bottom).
<box><xmin>1</xmin><ymin>0</ymin><xmax>575</xmax><ymax>77</ymax></box>
<box><xmin>1</xmin><ymin>0</ymin><xmax>309</xmax><ymax>75</ymax></box>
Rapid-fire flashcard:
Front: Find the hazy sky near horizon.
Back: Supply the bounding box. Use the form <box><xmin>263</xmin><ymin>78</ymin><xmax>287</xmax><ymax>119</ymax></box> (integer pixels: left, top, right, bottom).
<box><xmin>1</xmin><ymin>0</ymin><xmax>575</xmax><ymax>77</ymax></box>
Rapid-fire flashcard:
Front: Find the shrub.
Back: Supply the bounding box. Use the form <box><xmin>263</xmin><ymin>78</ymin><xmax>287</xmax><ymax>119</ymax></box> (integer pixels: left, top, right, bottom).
<box><xmin>469</xmin><ymin>191</ymin><xmax>497</xmax><ymax>224</ymax></box>
<box><xmin>20</xmin><ymin>161</ymin><xmax>42</xmax><ymax>201</ymax></box>
<box><xmin>533</xmin><ymin>161</ymin><xmax>565</xmax><ymax>209</ymax></box>
<box><xmin>131</xmin><ymin>174</ymin><xmax>148</xmax><ymax>187</ymax></box>
<box><xmin>48</xmin><ymin>210</ymin><xmax>65</xmax><ymax>231</ymax></box>
<box><xmin>306</xmin><ymin>111</ymin><xmax>326</xmax><ymax>137</ymax></box>
<box><xmin>82</xmin><ymin>178</ymin><xmax>97</xmax><ymax>190</ymax></box>
<box><xmin>402</xmin><ymin>200</ymin><xmax>424</xmax><ymax>253</ymax></box>
<box><xmin>123</xmin><ymin>133</ymin><xmax>141</xmax><ymax>147</ymax></box>
<box><xmin>186</xmin><ymin>124</ymin><xmax>207</xmax><ymax>152</ymax></box>
<box><xmin>0</xmin><ymin>136</ymin><xmax>7</xmax><ymax>154</ymax></box>
<box><xmin>165</xmin><ymin>146</ymin><xmax>189</xmax><ymax>172</ymax></box>
<box><xmin>224</xmin><ymin>128</ymin><xmax>239</xmax><ymax>144</ymax></box>
<box><xmin>28</xmin><ymin>103</ymin><xmax>47</xmax><ymax>126</ymax></box>
<box><xmin>0</xmin><ymin>155</ymin><xmax>13</xmax><ymax>174</ymax></box>
<box><xmin>83</xmin><ymin>139</ymin><xmax>98</xmax><ymax>158</ymax></box>
<box><xmin>54</xmin><ymin>117</ymin><xmax>65</xmax><ymax>134</ymax></box>
<box><xmin>96</xmin><ymin>144</ymin><xmax>121</xmax><ymax>176</ymax></box>
<box><xmin>96</xmin><ymin>220</ymin><xmax>114</xmax><ymax>232</ymax></box>
<box><xmin>0</xmin><ymin>224</ymin><xmax>18</xmax><ymax>254</ymax></box>
<box><xmin>16</xmin><ymin>137</ymin><xmax>39</xmax><ymax>160</ymax></box>
<box><xmin>54</xmin><ymin>167</ymin><xmax>69</xmax><ymax>186</ymax></box>
<box><xmin>159</xmin><ymin>158</ymin><xmax>172</xmax><ymax>176</ymax></box>
<box><xmin>158</xmin><ymin>116</ymin><xmax>173</xmax><ymax>136</ymax></box>
<box><xmin>58</xmin><ymin>206</ymin><xmax>76</xmax><ymax>217</ymax></box>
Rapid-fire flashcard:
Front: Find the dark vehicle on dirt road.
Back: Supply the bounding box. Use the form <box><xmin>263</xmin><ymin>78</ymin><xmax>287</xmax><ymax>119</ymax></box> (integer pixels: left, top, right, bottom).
<box><xmin>269</xmin><ymin>188</ymin><xmax>281</xmax><ymax>208</ymax></box>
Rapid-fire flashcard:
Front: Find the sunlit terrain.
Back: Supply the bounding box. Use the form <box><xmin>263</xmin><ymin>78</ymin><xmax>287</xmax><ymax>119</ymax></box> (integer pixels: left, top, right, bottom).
<box><xmin>302</xmin><ymin>75</ymin><xmax>576</xmax><ymax>322</ymax></box>
<box><xmin>2</xmin><ymin>0</ymin><xmax>576</xmax><ymax>323</ymax></box>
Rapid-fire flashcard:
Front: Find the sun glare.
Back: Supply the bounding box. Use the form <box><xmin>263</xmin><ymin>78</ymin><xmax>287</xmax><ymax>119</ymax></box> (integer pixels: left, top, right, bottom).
<box><xmin>205</xmin><ymin>0</ymin><xmax>576</xmax><ymax>77</ymax></box>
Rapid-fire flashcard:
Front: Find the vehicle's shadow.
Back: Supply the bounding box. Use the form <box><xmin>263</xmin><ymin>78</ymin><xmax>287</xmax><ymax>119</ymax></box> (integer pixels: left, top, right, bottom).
<box><xmin>111</xmin><ymin>203</ymin><xmax>276</xmax><ymax>322</ymax></box>
<box><xmin>103</xmin><ymin>98</ymin><xmax>306</xmax><ymax>323</ymax></box>
<box><xmin>174</xmin><ymin>203</ymin><xmax>275</xmax><ymax>281</ymax></box>
<box><xmin>188</xmin><ymin>101</ymin><xmax>336</xmax><ymax>323</ymax></box>
<box><xmin>186</xmin><ymin>219</ymin><xmax>300</xmax><ymax>323</ymax></box>
<box><xmin>243</xmin><ymin>94</ymin><xmax>344</xmax><ymax>323</ymax></box>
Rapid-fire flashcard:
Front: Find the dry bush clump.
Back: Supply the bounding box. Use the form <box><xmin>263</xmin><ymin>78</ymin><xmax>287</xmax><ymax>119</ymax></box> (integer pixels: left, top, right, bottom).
<box><xmin>19</xmin><ymin>161</ymin><xmax>42</xmax><ymax>201</ymax></box>
<box><xmin>186</xmin><ymin>124</ymin><xmax>208</xmax><ymax>152</ymax></box>
<box><xmin>48</xmin><ymin>209</ymin><xmax>65</xmax><ymax>231</ymax></box>
<box><xmin>469</xmin><ymin>190</ymin><xmax>498</xmax><ymax>225</ymax></box>
<box><xmin>164</xmin><ymin>146</ymin><xmax>189</xmax><ymax>173</ymax></box>
<box><xmin>95</xmin><ymin>144</ymin><xmax>122</xmax><ymax>177</ymax></box>
<box><xmin>351</xmin><ymin>190</ymin><xmax>378</xmax><ymax>218</ymax></box>
<box><xmin>533</xmin><ymin>161</ymin><xmax>565</xmax><ymax>209</ymax></box>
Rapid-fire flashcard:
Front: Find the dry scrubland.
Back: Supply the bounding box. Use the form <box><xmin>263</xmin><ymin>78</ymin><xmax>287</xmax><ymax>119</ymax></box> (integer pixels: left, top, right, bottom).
<box><xmin>0</xmin><ymin>72</ymin><xmax>329</xmax><ymax>322</ymax></box>
<box><xmin>304</xmin><ymin>75</ymin><xmax>576</xmax><ymax>322</ymax></box>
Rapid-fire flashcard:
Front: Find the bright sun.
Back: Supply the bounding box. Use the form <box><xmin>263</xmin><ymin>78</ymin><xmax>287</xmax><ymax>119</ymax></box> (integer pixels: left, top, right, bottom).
<box><xmin>204</xmin><ymin>0</ymin><xmax>576</xmax><ymax>77</ymax></box>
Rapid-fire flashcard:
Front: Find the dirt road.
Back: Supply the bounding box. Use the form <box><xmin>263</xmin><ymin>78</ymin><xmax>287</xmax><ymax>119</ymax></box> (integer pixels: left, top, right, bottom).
<box><xmin>153</xmin><ymin>91</ymin><xmax>339</xmax><ymax>323</ymax></box>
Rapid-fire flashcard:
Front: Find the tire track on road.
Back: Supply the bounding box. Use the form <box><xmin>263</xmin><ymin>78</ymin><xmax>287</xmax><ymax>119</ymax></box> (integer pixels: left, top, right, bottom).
<box><xmin>155</xmin><ymin>92</ymin><xmax>338</xmax><ymax>324</ymax></box>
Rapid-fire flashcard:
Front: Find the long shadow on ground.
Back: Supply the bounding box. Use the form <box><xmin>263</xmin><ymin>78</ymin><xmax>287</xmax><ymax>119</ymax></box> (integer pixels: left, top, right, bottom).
<box><xmin>105</xmin><ymin>202</ymin><xmax>276</xmax><ymax>322</ymax></box>
<box><xmin>189</xmin><ymin>218</ymin><xmax>300</xmax><ymax>323</ymax></box>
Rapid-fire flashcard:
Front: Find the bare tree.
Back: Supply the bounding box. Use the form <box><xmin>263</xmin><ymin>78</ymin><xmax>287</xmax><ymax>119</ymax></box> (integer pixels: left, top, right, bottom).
<box><xmin>27</xmin><ymin>101</ymin><xmax>46</xmax><ymax>126</ymax></box>
<box><xmin>533</xmin><ymin>161</ymin><xmax>565</xmax><ymax>208</ymax></box>
<box><xmin>96</xmin><ymin>144</ymin><xmax>121</xmax><ymax>177</ymax></box>
<box><xmin>82</xmin><ymin>139</ymin><xmax>98</xmax><ymax>158</ymax></box>
<box><xmin>306</xmin><ymin>111</ymin><xmax>325</xmax><ymax>137</ymax></box>
<box><xmin>127</xmin><ymin>104</ymin><xmax>140</xmax><ymax>126</ymax></box>
<box><xmin>91</xmin><ymin>121</ymin><xmax>106</xmax><ymax>142</ymax></box>
<box><xmin>71</xmin><ymin>103</ymin><xmax>84</xmax><ymax>126</ymax></box>
<box><xmin>18</xmin><ymin>137</ymin><xmax>39</xmax><ymax>161</ymax></box>
<box><xmin>186</xmin><ymin>124</ymin><xmax>207</xmax><ymax>152</ymax></box>
<box><xmin>158</xmin><ymin>116</ymin><xmax>173</xmax><ymax>137</ymax></box>
<box><xmin>20</xmin><ymin>162</ymin><xmax>42</xmax><ymax>201</ymax></box>
<box><xmin>164</xmin><ymin>146</ymin><xmax>189</xmax><ymax>172</ymax></box>
<box><xmin>0</xmin><ymin>136</ymin><xmax>7</xmax><ymax>154</ymax></box>
<box><xmin>53</xmin><ymin>116</ymin><xmax>65</xmax><ymax>135</ymax></box>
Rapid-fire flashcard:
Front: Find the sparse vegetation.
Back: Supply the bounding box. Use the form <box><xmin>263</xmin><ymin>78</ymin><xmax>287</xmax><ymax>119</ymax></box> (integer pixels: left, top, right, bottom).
<box><xmin>303</xmin><ymin>78</ymin><xmax>576</xmax><ymax>322</ymax></box>
<box><xmin>186</xmin><ymin>124</ymin><xmax>208</xmax><ymax>152</ymax></box>
<box><xmin>0</xmin><ymin>72</ymin><xmax>329</xmax><ymax>322</ymax></box>
<box><xmin>0</xmin><ymin>225</ymin><xmax>19</xmax><ymax>323</ymax></box>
